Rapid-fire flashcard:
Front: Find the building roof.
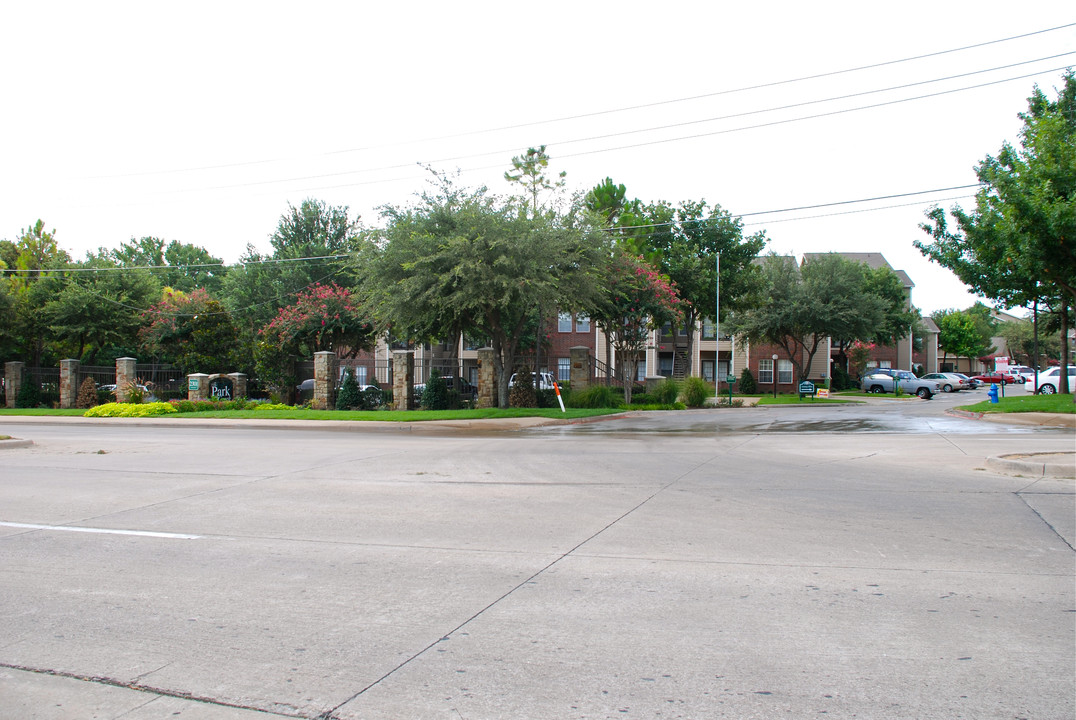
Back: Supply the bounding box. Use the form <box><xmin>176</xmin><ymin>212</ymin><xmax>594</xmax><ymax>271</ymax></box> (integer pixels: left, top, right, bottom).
<box><xmin>920</xmin><ymin>316</ymin><xmax>940</xmax><ymax>333</ymax></box>
<box><xmin>801</xmin><ymin>252</ymin><xmax>914</xmax><ymax>289</ymax></box>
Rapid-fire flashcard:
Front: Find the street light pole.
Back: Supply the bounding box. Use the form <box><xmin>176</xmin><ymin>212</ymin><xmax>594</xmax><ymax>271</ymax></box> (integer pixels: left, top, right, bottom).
<box><xmin>772</xmin><ymin>353</ymin><xmax>779</xmax><ymax>398</ymax></box>
<box><xmin>715</xmin><ymin>252</ymin><xmax>720</xmax><ymax>399</ymax></box>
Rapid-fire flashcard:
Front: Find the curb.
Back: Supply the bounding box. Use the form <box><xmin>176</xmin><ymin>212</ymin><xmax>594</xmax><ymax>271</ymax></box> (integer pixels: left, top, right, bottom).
<box><xmin>986</xmin><ymin>452</ymin><xmax>1075</xmax><ymax>479</ymax></box>
<box><xmin>0</xmin><ymin>438</ymin><xmax>33</xmax><ymax>449</ymax></box>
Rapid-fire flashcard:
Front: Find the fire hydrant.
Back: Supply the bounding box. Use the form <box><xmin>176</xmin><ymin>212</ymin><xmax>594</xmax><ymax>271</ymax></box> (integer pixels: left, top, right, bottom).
<box><xmin>988</xmin><ymin>383</ymin><xmax>1000</xmax><ymax>404</ymax></box>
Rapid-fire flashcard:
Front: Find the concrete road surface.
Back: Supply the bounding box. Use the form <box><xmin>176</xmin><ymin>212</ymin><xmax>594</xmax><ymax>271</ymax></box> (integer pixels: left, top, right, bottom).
<box><xmin>0</xmin><ymin>402</ymin><xmax>1073</xmax><ymax>719</ymax></box>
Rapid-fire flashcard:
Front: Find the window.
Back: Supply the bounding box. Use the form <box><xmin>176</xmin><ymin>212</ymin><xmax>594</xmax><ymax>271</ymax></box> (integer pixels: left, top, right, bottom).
<box><xmin>718</xmin><ymin>360</ymin><xmax>729</xmax><ymax>380</ymax></box>
<box><xmin>558</xmin><ymin>313</ymin><xmax>572</xmax><ymax>332</ymax></box>
<box><xmin>659</xmin><ymin>356</ymin><xmax>673</xmax><ymax>377</ymax></box>
<box><xmin>702</xmin><ymin>318</ymin><xmax>716</xmax><ymax>340</ymax></box>
<box><xmin>356</xmin><ymin>367</ymin><xmax>367</xmax><ymax>385</ymax></box>
<box><xmin>778</xmin><ymin>359</ymin><xmax>793</xmax><ymax>384</ymax></box>
<box><xmin>557</xmin><ymin>357</ymin><xmax>570</xmax><ymax>382</ymax></box>
<box><xmin>637</xmin><ymin>358</ymin><xmax>647</xmax><ymax>381</ymax></box>
<box><xmin>702</xmin><ymin>360</ymin><xmax>715</xmax><ymax>382</ymax></box>
<box><xmin>575</xmin><ymin>314</ymin><xmax>590</xmax><ymax>332</ymax></box>
<box><xmin>758</xmin><ymin>359</ymin><xmax>774</xmax><ymax>384</ymax></box>
<box><xmin>879</xmin><ymin>360</ymin><xmax>892</xmax><ymax>369</ymax></box>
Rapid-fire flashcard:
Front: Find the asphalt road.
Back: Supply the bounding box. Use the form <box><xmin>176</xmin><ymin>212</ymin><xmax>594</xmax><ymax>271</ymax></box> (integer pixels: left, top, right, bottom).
<box><xmin>0</xmin><ymin>394</ymin><xmax>1073</xmax><ymax>719</ymax></box>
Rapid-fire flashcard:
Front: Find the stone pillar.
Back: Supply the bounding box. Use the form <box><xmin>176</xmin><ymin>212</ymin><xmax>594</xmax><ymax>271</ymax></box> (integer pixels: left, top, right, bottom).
<box><xmin>115</xmin><ymin>357</ymin><xmax>137</xmax><ymax>403</ymax></box>
<box><xmin>60</xmin><ymin>359</ymin><xmax>80</xmax><ymax>409</ymax></box>
<box><xmin>569</xmin><ymin>346</ymin><xmax>591</xmax><ymax>390</ymax></box>
<box><xmin>313</xmin><ymin>352</ymin><xmax>337</xmax><ymax>410</ymax></box>
<box><xmin>476</xmin><ymin>348</ymin><xmax>496</xmax><ymax>409</ymax></box>
<box><xmin>392</xmin><ymin>350</ymin><xmax>415</xmax><ymax>411</ymax></box>
<box><xmin>228</xmin><ymin>373</ymin><xmax>248</xmax><ymax>400</ymax></box>
<box><xmin>187</xmin><ymin>373</ymin><xmax>209</xmax><ymax>401</ymax></box>
<box><xmin>5</xmin><ymin>361</ymin><xmax>24</xmax><ymax>409</ymax></box>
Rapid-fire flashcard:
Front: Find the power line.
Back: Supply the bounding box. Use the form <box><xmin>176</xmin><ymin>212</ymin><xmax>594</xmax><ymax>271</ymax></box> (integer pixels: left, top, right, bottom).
<box><xmin>287</xmin><ymin>64</ymin><xmax>1073</xmax><ymax>196</ymax></box>
<box><xmin>86</xmin><ymin>23</ymin><xmax>1076</xmax><ymax>181</ymax></box>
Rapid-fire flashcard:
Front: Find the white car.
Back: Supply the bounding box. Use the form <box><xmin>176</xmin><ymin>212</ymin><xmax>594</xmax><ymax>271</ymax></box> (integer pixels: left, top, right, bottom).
<box><xmin>920</xmin><ymin>372</ymin><xmax>969</xmax><ymax>392</ymax></box>
<box><xmin>1034</xmin><ymin>366</ymin><xmax>1076</xmax><ymax>394</ymax></box>
<box><xmin>509</xmin><ymin>371</ymin><xmax>557</xmax><ymax>390</ymax></box>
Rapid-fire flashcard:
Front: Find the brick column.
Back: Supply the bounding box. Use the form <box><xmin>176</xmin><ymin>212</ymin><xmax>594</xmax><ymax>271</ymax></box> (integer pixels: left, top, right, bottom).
<box><xmin>476</xmin><ymin>348</ymin><xmax>496</xmax><ymax>409</ymax></box>
<box><xmin>313</xmin><ymin>351</ymin><xmax>337</xmax><ymax>410</ymax></box>
<box><xmin>187</xmin><ymin>374</ymin><xmax>209</xmax><ymax>401</ymax></box>
<box><xmin>5</xmin><ymin>361</ymin><xmax>24</xmax><ymax>409</ymax></box>
<box><xmin>392</xmin><ymin>350</ymin><xmax>415</xmax><ymax>411</ymax></box>
<box><xmin>60</xmin><ymin>359</ymin><xmax>80</xmax><ymax>409</ymax></box>
<box><xmin>569</xmin><ymin>346</ymin><xmax>590</xmax><ymax>390</ymax></box>
<box><xmin>115</xmin><ymin>357</ymin><xmax>136</xmax><ymax>403</ymax></box>
<box><xmin>228</xmin><ymin>373</ymin><xmax>248</xmax><ymax>400</ymax></box>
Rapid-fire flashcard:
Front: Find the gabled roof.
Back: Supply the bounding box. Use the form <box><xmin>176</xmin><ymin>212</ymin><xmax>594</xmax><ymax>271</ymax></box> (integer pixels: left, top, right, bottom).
<box><xmin>801</xmin><ymin>252</ymin><xmax>914</xmax><ymax>289</ymax></box>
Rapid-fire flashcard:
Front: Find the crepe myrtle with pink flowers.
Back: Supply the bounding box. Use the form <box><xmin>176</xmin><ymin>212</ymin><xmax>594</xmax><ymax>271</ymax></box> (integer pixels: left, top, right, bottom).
<box><xmin>260</xmin><ymin>282</ymin><xmax>376</xmax><ymax>358</ymax></box>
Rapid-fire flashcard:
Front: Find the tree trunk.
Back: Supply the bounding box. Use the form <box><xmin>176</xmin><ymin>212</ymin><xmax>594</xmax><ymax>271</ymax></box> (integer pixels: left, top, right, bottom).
<box><xmin>1061</xmin><ymin>298</ymin><xmax>1071</xmax><ymax>395</ymax></box>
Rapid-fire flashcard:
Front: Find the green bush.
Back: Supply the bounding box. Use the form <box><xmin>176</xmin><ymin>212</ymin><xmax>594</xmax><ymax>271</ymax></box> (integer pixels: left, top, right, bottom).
<box><xmin>681</xmin><ymin>376</ymin><xmax>711</xmax><ymax>408</ymax></box>
<box><xmin>831</xmin><ymin>365</ymin><xmax>853</xmax><ymax>391</ymax></box>
<box><xmin>654</xmin><ymin>378</ymin><xmax>679</xmax><ymax>405</ymax></box>
<box><xmin>738</xmin><ymin>368</ymin><xmax>758</xmax><ymax>394</ymax></box>
<box><xmin>421</xmin><ymin>370</ymin><xmax>449</xmax><ymax>410</ymax></box>
<box><xmin>336</xmin><ymin>367</ymin><xmax>362</xmax><ymax>410</ymax></box>
<box><xmin>361</xmin><ymin>385</ymin><xmax>386</xmax><ymax>410</ymax></box>
<box><xmin>565</xmin><ymin>384</ymin><xmax>622</xmax><ymax>409</ymax></box>
<box><xmin>17</xmin><ymin>376</ymin><xmax>40</xmax><ymax>408</ymax></box>
<box><xmin>536</xmin><ymin>388</ymin><xmax>558</xmax><ymax>409</ymax></box>
<box><xmin>509</xmin><ymin>366</ymin><xmax>537</xmax><ymax>408</ymax></box>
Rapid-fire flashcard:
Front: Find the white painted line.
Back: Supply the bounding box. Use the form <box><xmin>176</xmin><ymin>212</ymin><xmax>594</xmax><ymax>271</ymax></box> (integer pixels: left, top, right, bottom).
<box><xmin>0</xmin><ymin>522</ymin><xmax>200</xmax><ymax>540</ymax></box>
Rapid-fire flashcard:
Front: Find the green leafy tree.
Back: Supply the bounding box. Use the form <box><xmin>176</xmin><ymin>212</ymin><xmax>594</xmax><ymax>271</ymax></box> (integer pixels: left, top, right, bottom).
<box><xmin>504</xmin><ymin>145</ymin><xmax>566</xmax><ymax>218</ymax></box>
<box><xmin>224</xmin><ymin>199</ymin><xmax>362</xmax><ymax>370</ymax></box>
<box><xmin>592</xmin><ymin>249</ymin><xmax>682</xmax><ymax>404</ymax></box>
<box><xmin>139</xmin><ymin>288</ymin><xmax>240</xmax><ymax>374</ymax></box>
<box><xmin>997</xmin><ymin>317</ymin><xmax>1062</xmax><ymax>365</ymax></box>
<box><xmin>731</xmin><ymin>254</ymin><xmax>914</xmax><ymax>382</ymax></box>
<box><xmin>41</xmin><ymin>255</ymin><xmax>160</xmax><ymax>363</ymax></box>
<box><xmin>646</xmin><ymin>199</ymin><xmax>767</xmax><ymax>377</ymax></box>
<box><xmin>365</xmin><ymin>179</ymin><xmax>607</xmax><ymax>408</ymax></box>
<box><xmin>932</xmin><ymin>309</ymin><xmax>993</xmax><ymax>371</ymax></box>
<box><xmin>6</xmin><ymin>220</ymin><xmax>71</xmax><ymax>365</ymax></box>
<box><xmin>107</xmin><ymin>237</ymin><xmax>226</xmax><ymax>294</ymax></box>
<box><xmin>916</xmin><ymin>71</ymin><xmax>1075</xmax><ymax>391</ymax></box>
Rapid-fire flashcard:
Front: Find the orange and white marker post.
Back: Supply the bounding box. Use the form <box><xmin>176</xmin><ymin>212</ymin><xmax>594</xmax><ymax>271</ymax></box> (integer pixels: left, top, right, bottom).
<box><xmin>553</xmin><ymin>381</ymin><xmax>565</xmax><ymax>412</ymax></box>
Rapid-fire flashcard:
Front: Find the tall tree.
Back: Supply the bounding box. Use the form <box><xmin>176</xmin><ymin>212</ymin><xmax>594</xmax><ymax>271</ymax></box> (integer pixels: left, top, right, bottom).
<box><xmin>7</xmin><ymin>221</ymin><xmax>72</xmax><ymax>365</ymax></box>
<box><xmin>108</xmin><ymin>237</ymin><xmax>227</xmax><ymax>294</ymax></box>
<box><xmin>932</xmin><ymin>308</ymin><xmax>994</xmax><ymax>371</ymax></box>
<box><xmin>504</xmin><ymin>145</ymin><xmax>566</xmax><ymax>218</ymax></box>
<box><xmin>916</xmin><ymin>71</ymin><xmax>1075</xmax><ymax>391</ymax></box>
<box><xmin>731</xmin><ymin>254</ymin><xmax>915</xmax><ymax>382</ymax></box>
<box><xmin>592</xmin><ymin>249</ymin><xmax>682</xmax><ymax>403</ymax></box>
<box><xmin>140</xmin><ymin>288</ymin><xmax>241</xmax><ymax>374</ymax></box>
<box><xmin>365</xmin><ymin>179</ymin><xmax>607</xmax><ymax>407</ymax></box>
<box><xmin>646</xmin><ymin>200</ymin><xmax>767</xmax><ymax>377</ymax></box>
<box><xmin>40</xmin><ymin>255</ymin><xmax>160</xmax><ymax>364</ymax></box>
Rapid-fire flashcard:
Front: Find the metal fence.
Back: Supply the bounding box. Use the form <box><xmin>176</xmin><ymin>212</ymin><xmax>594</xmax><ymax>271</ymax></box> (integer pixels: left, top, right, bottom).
<box><xmin>135</xmin><ymin>364</ymin><xmax>186</xmax><ymax>401</ymax></box>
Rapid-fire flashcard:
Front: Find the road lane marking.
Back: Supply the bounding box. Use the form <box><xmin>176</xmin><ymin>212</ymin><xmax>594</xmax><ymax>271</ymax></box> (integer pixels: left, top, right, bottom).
<box><xmin>0</xmin><ymin>522</ymin><xmax>200</xmax><ymax>540</ymax></box>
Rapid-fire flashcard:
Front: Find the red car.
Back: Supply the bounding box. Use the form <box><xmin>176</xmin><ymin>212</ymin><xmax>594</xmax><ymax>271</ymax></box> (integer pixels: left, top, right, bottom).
<box><xmin>971</xmin><ymin>371</ymin><xmax>1025</xmax><ymax>385</ymax></box>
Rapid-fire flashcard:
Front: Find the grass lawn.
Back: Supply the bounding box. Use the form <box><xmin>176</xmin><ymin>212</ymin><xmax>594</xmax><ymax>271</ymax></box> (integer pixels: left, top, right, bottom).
<box><xmin>0</xmin><ymin>406</ymin><xmax>623</xmax><ymax>422</ymax></box>
<box><xmin>959</xmin><ymin>394</ymin><xmax>1075</xmax><ymax>414</ymax></box>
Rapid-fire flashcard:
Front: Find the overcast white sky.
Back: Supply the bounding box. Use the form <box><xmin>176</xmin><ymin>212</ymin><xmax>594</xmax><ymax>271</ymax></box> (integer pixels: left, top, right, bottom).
<box><xmin>2</xmin><ymin>2</ymin><xmax>1073</xmax><ymax>315</ymax></box>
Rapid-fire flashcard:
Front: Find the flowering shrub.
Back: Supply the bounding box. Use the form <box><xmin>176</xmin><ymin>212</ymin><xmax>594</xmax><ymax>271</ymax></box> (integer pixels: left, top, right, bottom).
<box><xmin>848</xmin><ymin>340</ymin><xmax>876</xmax><ymax>378</ymax></box>
<box><xmin>140</xmin><ymin>288</ymin><xmax>239</xmax><ymax>373</ymax></box>
<box><xmin>84</xmin><ymin>402</ymin><xmax>178</xmax><ymax>418</ymax></box>
<box><xmin>260</xmin><ymin>283</ymin><xmax>375</xmax><ymax>357</ymax></box>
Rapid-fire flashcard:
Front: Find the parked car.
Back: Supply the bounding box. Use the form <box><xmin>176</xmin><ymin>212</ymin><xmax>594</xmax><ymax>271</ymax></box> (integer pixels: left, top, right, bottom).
<box><xmin>414</xmin><ymin>376</ymin><xmax>477</xmax><ymax>402</ymax></box>
<box><xmin>1034</xmin><ymin>366</ymin><xmax>1076</xmax><ymax>395</ymax></box>
<box><xmin>951</xmin><ymin>373</ymin><xmax>980</xmax><ymax>389</ymax></box>
<box><xmin>509</xmin><ymin>371</ymin><xmax>557</xmax><ymax>391</ymax></box>
<box><xmin>860</xmin><ymin>370</ymin><xmax>939</xmax><ymax>398</ymax></box>
<box><xmin>1006</xmin><ymin>365</ymin><xmax>1036</xmax><ymax>384</ymax></box>
<box><xmin>920</xmin><ymin>372</ymin><xmax>970</xmax><ymax>393</ymax></box>
<box><xmin>971</xmin><ymin>371</ymin><xmax>1024</xmax><ymax>385</ymax></box>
